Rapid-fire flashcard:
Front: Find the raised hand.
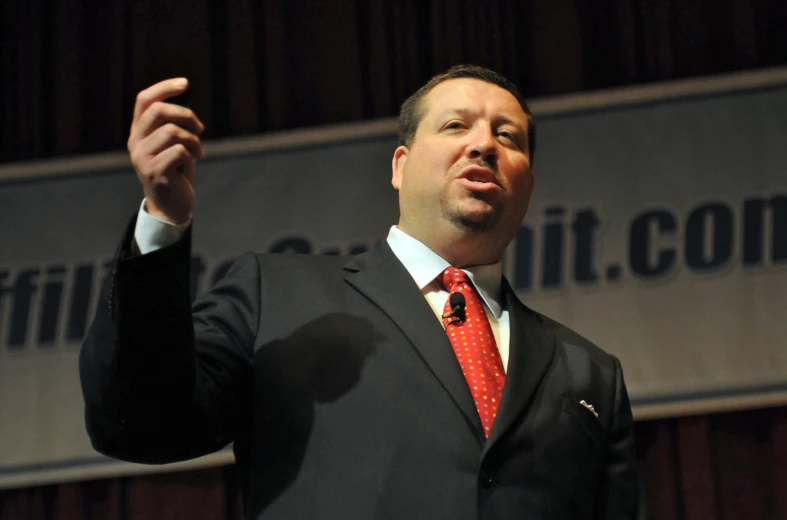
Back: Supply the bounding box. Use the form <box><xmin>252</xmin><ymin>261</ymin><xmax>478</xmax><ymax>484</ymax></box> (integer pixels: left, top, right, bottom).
<box><xmin>128</xmin><ymin>78</ymin><xmax>205</xmax><ymax>224</ymax></box>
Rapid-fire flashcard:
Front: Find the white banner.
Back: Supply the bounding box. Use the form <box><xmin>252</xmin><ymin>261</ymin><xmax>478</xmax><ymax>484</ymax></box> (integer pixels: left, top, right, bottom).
<box><xmin>1</xmin><ymin>68</ymin><xmax>786</xmax><ymax>488</ymax></box>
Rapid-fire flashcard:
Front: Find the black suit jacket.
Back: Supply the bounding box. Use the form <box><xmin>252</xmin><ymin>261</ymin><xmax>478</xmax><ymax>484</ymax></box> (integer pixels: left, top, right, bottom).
<box><xmin>80</xmin><ymin>220</ymin><xmax>639</xmax><ymax>519</ymax></box>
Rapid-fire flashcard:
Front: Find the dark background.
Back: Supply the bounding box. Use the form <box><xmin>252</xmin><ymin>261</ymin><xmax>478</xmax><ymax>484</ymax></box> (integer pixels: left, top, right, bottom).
<box><xmin>2</xmin><ymin>1</ymin><xmax>787</xmax><ymax>518</ymax></box>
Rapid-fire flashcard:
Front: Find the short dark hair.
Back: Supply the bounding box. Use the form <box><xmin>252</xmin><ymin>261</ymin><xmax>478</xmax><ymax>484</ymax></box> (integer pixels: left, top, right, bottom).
<box><xmin>397</xmin><ymin>64</ymin><xmax>536</xmax><ymax>163</ymax></box>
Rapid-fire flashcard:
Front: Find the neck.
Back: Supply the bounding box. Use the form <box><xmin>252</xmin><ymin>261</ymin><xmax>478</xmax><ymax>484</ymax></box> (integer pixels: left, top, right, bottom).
<box><xmin>397</xmin><ymin>221</ymin><xmax>506</xmax><ymax>268</ymax></box>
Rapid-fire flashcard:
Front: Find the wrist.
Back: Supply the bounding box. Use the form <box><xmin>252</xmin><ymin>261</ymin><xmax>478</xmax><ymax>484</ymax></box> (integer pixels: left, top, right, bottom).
<box><xmin>143</xmin><ymin>200</ymin><xmax>191</xmax><ymax>226</ymax></box>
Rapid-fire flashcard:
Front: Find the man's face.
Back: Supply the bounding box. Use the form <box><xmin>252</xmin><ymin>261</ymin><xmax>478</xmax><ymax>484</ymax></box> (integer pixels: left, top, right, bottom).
<box><xmin>392</xmin><ymin>78</ymin><xmax>534</xmax><ymax>247</ymax></box>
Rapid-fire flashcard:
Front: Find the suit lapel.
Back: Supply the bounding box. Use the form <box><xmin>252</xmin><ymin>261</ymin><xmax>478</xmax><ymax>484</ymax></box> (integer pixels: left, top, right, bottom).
<box><xmin>343</xmin><ymin>241</ymin><xmax>483</xmax><ymax>436</ymax></box>
<box><xmin>483</xmin><ymin>279</ymin><xmax>557</xmax><ymax>456</ymax></box>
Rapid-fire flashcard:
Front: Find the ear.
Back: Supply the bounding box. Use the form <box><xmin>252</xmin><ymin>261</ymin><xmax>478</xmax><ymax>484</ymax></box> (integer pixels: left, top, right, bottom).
<box><xmin>391</xmin><ymin>145</ymin><xmax>408</xmax><ymax>191</ymax></box>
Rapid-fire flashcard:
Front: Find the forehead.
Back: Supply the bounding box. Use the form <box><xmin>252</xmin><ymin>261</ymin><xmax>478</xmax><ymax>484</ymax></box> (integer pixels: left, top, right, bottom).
<box><xmin>421</xmin><ymin>78</ymin><xmax>527</xmax><ymax>124</ymax></box>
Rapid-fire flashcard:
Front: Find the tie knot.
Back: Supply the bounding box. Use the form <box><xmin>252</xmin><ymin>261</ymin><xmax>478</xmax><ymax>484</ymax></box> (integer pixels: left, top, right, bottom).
<box><xmin>440</xmin><ymin>266</ymin><xmax>471</xmax><ymax>292</ymax></box>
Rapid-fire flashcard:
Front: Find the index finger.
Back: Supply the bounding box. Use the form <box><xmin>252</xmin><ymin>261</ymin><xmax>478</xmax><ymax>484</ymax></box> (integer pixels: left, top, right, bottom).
<box><xmin>133</xmin><ymin>77</ymin><xmax>189</xmax><ymax>122</ymax></box>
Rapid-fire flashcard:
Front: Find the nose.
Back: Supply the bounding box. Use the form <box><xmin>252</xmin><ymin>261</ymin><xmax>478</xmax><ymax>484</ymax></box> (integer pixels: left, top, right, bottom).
<box><xmin>467</xmin><ymin>128</ymin><xmax>497</xmax><ymax>167</ymax></box>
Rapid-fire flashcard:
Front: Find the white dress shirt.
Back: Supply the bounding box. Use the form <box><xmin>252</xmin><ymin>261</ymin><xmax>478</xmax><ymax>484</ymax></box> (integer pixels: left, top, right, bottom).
<box><xmin>134</xmin><ymin>202</ymin><xmax>510</xmax><ymax>371</ymax></box>
<box><xmin>133</xmin><ymin>200</ymin><xmax>192</xmax><ymax>255</ymax></box>
<box><xmin>385</xmin><ymin>226</ymin><xmax>510</xmax><ymax>372</ymax></box>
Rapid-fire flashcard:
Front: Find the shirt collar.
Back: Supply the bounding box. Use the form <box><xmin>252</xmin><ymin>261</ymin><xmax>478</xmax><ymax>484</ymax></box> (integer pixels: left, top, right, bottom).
<box><xmin>385</xmin><ymin>226</ymin><xmax>503</xmax><ymax>318</ymax></box>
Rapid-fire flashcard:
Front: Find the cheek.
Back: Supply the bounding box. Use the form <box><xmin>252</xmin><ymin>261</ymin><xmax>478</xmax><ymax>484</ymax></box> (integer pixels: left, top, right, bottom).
<box><xmin>421</xmin><ymin>140</ymin><xmax>463</xmax><ymax>170</ymax></box>
<box><xmin>406</xmin><ymin>150</ymin><xmax>455</xmax><ymax>192</ymax></box>
<box><xmin>507</xmin><ymin>175</ymin><xmax>534</xmax><ymax>214</ymax></box>
<box><xmin>401</xmin><ymin>164</ymin><xmax>437</xmax><ymax>202</ymax></box>
<box><xmin>503</xmin><ymin>160</ymin><xmax>533</xmax><ymax>195</ymax></box>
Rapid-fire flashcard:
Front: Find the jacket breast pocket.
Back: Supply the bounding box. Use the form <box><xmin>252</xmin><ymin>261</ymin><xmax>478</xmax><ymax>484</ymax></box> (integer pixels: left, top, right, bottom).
<box><xmin>561</xmin><ymin>395</ymin><xmax>607</xmax><ymax>445</ymax></box>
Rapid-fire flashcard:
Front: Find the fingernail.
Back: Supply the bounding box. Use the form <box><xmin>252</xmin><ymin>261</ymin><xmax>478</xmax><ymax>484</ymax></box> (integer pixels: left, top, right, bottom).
<box><xmin>173</xmin><ymin>78</ymin><xmax>188</xmax><ymax>89</ymax></box>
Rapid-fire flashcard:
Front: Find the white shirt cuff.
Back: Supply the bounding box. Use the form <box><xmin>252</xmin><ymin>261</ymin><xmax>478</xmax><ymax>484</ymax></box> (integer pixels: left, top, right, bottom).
<box><xmin>133</xmin><ymin>199</ymin><xmax>192</xmax><ymax>255</ymax></box>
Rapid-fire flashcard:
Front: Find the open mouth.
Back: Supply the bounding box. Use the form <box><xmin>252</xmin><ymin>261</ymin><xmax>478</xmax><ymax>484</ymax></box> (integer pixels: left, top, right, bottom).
<box><xmin>459</xmin><ymin>165</ymin><xmax>498</xmax><ymax>185</ymax></box>
<box><xmin>458</xmin><ymin>177</ymin><xmax>500</xmax><ymax>192</ymax></box>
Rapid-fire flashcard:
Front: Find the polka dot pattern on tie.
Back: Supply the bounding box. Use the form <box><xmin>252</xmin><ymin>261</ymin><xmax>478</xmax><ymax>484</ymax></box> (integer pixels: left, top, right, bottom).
<box><xmin>440</xmin><ymin>267</ymin><xmax>506</xmax><ymax>438</ymax></box>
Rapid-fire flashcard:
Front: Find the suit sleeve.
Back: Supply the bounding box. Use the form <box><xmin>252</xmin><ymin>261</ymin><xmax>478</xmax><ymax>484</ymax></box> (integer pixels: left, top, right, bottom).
<box><xmin>79</xmin><ymin>218</ymin><xmax>257</xmax><ymax>464</ymax></box>
<box><xmin>596</xmin><ymin>357</ymin><xmax>640</xmax><ymax>519</ymax></box>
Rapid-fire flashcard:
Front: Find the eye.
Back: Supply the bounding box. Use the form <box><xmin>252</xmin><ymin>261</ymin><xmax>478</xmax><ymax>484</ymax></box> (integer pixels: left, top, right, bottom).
<box><xmin>497</xmin><ymin>130</ymin><xmax>521</xmax><ymax>147</ymax></box>
<box><xmin>444</xmin><ymin>121</ymin><xmax>465</xmax><ymax>131</ymax></box>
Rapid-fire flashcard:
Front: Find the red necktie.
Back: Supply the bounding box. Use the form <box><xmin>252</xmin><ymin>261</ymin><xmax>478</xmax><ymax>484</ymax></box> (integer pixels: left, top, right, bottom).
<box><xmin>440</xmin><ymin>267</ymin><xmax>506</xmax><ymax>437</ymax></box>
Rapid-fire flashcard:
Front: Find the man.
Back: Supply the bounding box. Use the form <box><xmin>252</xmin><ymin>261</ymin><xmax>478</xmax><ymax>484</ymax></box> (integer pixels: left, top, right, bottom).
<box><xmin>80</xmin><ymin>65</ymin><xmax>639</xmax><ymax>519</ymax></box>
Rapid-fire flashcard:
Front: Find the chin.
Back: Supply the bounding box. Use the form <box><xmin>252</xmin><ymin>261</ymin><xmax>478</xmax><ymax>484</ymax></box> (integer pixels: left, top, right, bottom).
<box><xmin>452</xmin><ymin>211</ymin><xmax>501</xmax><ymax>233</ymax></box>
<box><xmin>444</xmin><ymin>195</ymin><xmax>508</xmax><ymax>231</ymax></box>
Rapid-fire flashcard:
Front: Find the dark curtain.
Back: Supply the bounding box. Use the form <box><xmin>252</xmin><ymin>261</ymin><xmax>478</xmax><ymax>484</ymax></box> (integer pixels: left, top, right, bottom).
<box><xmin>2</xmin><ymin>0</ymin><xmax>786</xmax><ymax>162</ymax></box>
<box><xmin>2</xmin><ymin>1</ymin><xmax>787</xmax><ymax>519</ymax></box>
